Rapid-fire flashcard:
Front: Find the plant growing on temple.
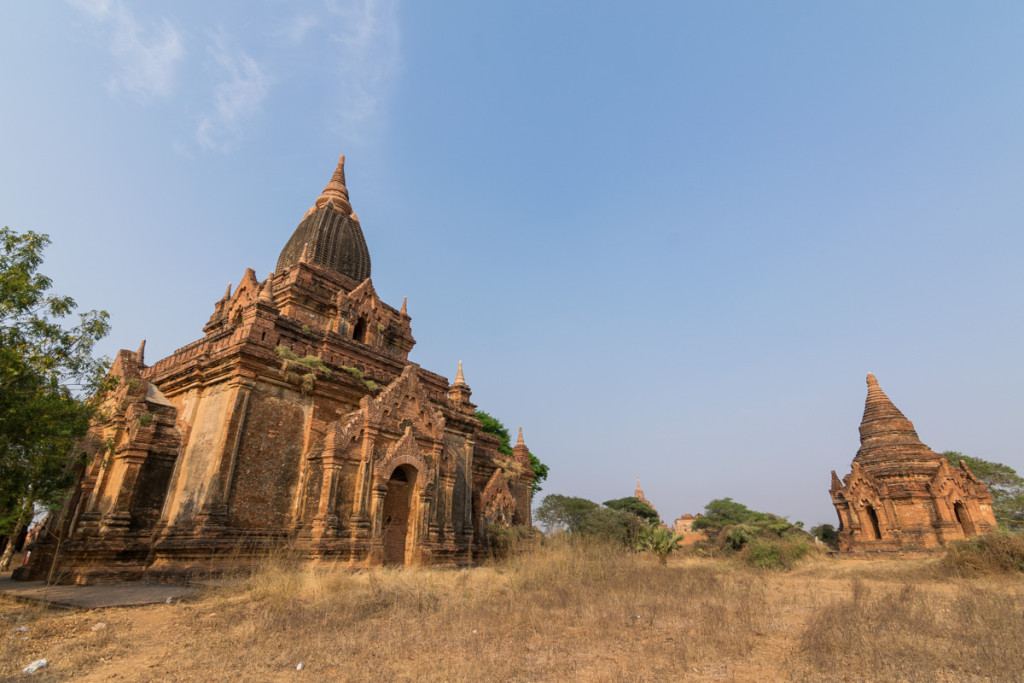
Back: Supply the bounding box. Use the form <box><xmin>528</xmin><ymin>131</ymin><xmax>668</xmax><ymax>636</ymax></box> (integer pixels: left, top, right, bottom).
<box><xmin>475</xmin><ymin>409</ymin><xmax>549</xmax><ymax>495</ymax></box>
<box><xmin>274</xmin><ymin>345</ymin><xmax>331</xmax><ymax>394</ymax></box>
<box><xmin>635</xmin><ymin>525</ymin><xmax>684</xmax><ymax>565</ymax></box>
<box><xmin>943</xmin><ymin>451</ymin><xmax>1024</xmax><ymax>532</ymax></box>
<box><xmin>0</xmin><ymin>227</ymin><xmax>110</xmax><ymax>570</ymax></box>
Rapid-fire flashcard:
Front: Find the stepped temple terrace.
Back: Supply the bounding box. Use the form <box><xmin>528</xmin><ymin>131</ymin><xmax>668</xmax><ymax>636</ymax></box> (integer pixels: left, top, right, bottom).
<box><xmin>830</xmin><ymin>374</ymin><xmax>996</xmax><ymax>552</ymax></box>
<box><xmin>16</xmin><ymin>155</ymin><xmax>534</xmax><ymax>583</ymax></box>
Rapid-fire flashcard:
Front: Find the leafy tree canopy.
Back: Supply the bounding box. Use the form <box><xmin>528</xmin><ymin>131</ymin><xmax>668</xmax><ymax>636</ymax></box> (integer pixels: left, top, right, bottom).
<box><xmin>691</xmin><ymin>497</ymin><xmax>800</xmax><ymax>540</ymax></box>
<box><xmin>603</xmin><ymin>496</ymin><xmax>660</xmax><ymax>525</ymax></box>
<box><xmin>475</xmin><ymin>409</ymin><xmax>549</xmax><ymax>495</ymax></box>
<box><xmin>0</xmin><ymin>227</ymin><xmax>110</xmax><ymax>541</ymax></box>
<box><xmin>535</xmin><ymin>494</ymin><xmax>654</xmax><ymax>547</ymax></box>
<box><xmin>943</xmin><ymin>451</ymin><xmax>1024</xmax><ymax>532</ymax></box>
<box><xmin>534</xmin><ymin>494</ymin><xmax>599</xmax><ymax>534</ymax></box>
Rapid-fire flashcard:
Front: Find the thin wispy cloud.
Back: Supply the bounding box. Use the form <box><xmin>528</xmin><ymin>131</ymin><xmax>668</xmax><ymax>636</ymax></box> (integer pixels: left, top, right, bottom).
<box><xmin>326</xmin><ymin>0</ymin><xmax>401</xmax><ymax>134</ymax></box>
<box><xmin>196</xmin><ymin>34</ymin><xmax>270</xmax><ymax>152</ymax></box>
<box><xmin>278</xmin><ymin>14</ymin><xmax>319</xmax><ymax>45</ymax></box>
<box><xmin>68</xmin><ymin>0</ymin><xmax>184</xmax><ymax>101</ymax></box>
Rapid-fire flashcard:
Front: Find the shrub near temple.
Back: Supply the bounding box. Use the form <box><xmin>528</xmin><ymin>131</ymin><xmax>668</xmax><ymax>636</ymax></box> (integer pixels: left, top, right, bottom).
<box><xmin>939</xmin><ymin>531</ymin><xmax>1024</xmax><ymax>576</ymax></box>
<box><xmin>691</xmin><ymin>497</ymin><xmax>816</xmax><ymax>570</ymax></box>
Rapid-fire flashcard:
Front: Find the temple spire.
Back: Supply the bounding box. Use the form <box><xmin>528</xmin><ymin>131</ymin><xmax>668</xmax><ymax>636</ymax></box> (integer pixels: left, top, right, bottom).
<box><xmin>515</xmin><ymin>427</ymin><xmax>525</xmax><ymax>448</ymax></box>
<box><xmin>313</xmin><ymin>154</ymin><xmax>354</xmax><ymax>217</ymax></box>
<box><xmin>136</xmin><ymin>339</ymin><xmax>146</xmax><ymax>364</ymax></box>
<box><xmin>222</xmin><ymin>283</ymin><xmax>232</xmax><ymax>300</ymax></box>
<box><xmin>855</xmin><ymin>373</ymin><xmax>929</xmax><ymax>463</ymax></box>
<box><xmin>453</xmin><ymin>360</ymin><xmax>467</xmax><ymax>386</ymax></box>
<box><xmin>400</xmin><ymin>296</ymin><xmax>408</xmax><ymax>316</ymax></box>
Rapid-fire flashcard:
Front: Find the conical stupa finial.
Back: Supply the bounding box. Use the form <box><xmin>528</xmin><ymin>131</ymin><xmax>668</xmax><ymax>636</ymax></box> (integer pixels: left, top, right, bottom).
<box><xmin>856</xmin><ymin>372</ymin><xmax>928</xmax><ymax>461</ymax></box>
<box><xmin>453</xmin><ymin>360</ymin><xmax>466</xmax><ymax>386</ymax></box>
<box><xmin>299</xmin><ymin>242</ymin><xmax>311</xmax><ymax>264</ymax></box>
<box><xmin>136</xmin><ymin>339</ymin><xmax>146</xmax><ymax>363</ymax></box>
<box><xmin>400</xmin><ymin>296</ymin><xmax>408</xmax><ymax>316</ymax></box>
<box><xmin>313</xmin><ymin>154</ymin><xmax>353</xmax><ymax>216</ymax></box>
<box><xmin>516</xmin><ymin>427</ymin><xmax>525</xmax><ymax>448</ymax></box>
<box><xmin>222</xmin><ymin>283</ymin><xmax>232</xmax><ymax>300</ymax></box>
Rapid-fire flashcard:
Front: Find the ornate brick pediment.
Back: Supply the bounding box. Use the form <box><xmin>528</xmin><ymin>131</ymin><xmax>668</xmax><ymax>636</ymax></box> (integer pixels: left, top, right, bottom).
<box><xmin>482</xmin><ymin>469</ymin><xmax>515</xmax><ymax>524</ymax></box>
<box><xmin>928</xmin><ymin>458</ymin><xmax>992</xmax><ymax>502</ymax></box>
<box><xmin>840</xmin><ymin>462</ymin><xmax>886</xmax><ymax>501</ymax></box>
<box><xmin>321</xmin><ymin>364</ymin><xmax>445</xmax><ymax>461</ymax></box>
<box><xmin>363</xmin><ymin>365</ymin><xmax>445</xmax><ymax>440</ymax></box>
<box><xmin>375</xmin><ymin>426</ymin><xmax>434</xmax><ymax>484</ymax></box>
<box><xmin>213</xmin><ymin>268</ymin><xmax>262</xmax><ymax>328</ymax></box>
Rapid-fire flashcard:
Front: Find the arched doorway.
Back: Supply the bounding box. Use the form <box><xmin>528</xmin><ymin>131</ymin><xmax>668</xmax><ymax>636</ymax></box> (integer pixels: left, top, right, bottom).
<box><xmin>864</xmin><ymin>505</ymin><xmax>882</xmax><ymax>540</ymax></box>
<box><xmin>953</xmin><ymin>501</ymin><xmax>975</xmax><ymax>537</ymax></box>
<box><xmin>381</xmin><ymin>465</ymin><xmax>417</xmax><ymax>565</ymax></box>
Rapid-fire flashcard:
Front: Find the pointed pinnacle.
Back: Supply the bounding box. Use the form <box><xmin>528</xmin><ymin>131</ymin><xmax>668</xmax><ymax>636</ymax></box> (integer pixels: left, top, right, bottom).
<box><xmin>313</xmin><ymin>154</ymin><xmax>353</xmax><ymax>215</ymax></box>
<box><xmin>222</xmin><ymin>283</ymin><xmax>232</xmax><ymax>300</ymax></box>
<box><xmin>136</xmin><ymin>339</ymin><xmax>146</xmax><ymax>363</ymax></box>
<box><xmin>259</xmin><ymin>272</ymin><xmax>275</xmax><ymax>302</ymax></box>
<box><xmin>299</xmin><ymin>242</ymin><xmax>311</xmax><ymax>264</ymax></box>
<box><xmin>453</xmin><ymin>360</ymin><xmax>466</xmax><ymax>386</ymax></box>
<box><xmin>400</xmin><ymin>296</ymin><xmax>408</xmax><ymax>316</ymax></box>
<box><xmin>516</xmin><ymin>427</ymin><xmax>525</xmax><ymax>448</ymax></box>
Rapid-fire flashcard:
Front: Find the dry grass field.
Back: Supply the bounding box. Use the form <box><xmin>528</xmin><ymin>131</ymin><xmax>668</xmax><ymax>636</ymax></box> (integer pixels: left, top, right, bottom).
<box><xmin>2</xmin><ymin>539</ymin><xmax>1022</xmax><ymax>682</ymax></box>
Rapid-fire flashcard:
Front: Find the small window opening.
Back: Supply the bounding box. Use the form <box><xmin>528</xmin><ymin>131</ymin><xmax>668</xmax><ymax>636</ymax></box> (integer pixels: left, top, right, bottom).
<box><xmin>353</xmin><ymin>317</ymin><xmax>368</xmax><ymax>344</ymax></box>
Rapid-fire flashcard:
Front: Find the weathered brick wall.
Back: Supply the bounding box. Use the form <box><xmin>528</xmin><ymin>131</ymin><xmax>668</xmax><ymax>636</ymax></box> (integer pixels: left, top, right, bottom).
<box><xmin>228</xmin><ymin>385</ymin><xmax>307</xmax><ymax>529</ymax></box>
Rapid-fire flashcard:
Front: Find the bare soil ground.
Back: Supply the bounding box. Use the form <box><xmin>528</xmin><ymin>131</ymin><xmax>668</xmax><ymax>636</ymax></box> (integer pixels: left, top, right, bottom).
<box><xmin>2</xmin><ymin>544</ymin><xmax>1021</xmax><ymax>682</ymax></box>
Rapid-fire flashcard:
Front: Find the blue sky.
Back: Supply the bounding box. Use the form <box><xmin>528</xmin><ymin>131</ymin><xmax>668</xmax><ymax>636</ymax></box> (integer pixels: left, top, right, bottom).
<box><xmin>2</xmin><ymin>2</ymin><xmax>1022</xmax><ymax>527</ymax></box>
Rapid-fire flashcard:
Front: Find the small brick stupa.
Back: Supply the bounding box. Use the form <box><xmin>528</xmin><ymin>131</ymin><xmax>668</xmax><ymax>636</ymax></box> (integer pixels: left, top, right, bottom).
<box><xmin>830</xmin><ymin>374</ymin><xmax>996</xmax><ymax>551</ymax></box>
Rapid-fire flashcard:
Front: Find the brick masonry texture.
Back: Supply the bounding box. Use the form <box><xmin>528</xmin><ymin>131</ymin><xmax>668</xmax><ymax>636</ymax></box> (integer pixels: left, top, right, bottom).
<box><xmin>16</xmin><ymin>156</ymin><xmax>534</xmax><ymax>583</ymax></box>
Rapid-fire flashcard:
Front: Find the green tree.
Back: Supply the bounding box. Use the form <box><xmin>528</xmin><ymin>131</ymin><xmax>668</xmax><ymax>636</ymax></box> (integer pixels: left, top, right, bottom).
<box><xmin>603</xmin><ymin>496</ymin><xmax>660</xmax><ymax>525</ymax></box>
<box><xmin>810</xmin><ymin>523</ymin><xmax>839</xmax><ymax>550</ymax></box>
<box><xmin>691</xmin><ymin>497</ymin><xmax>804</xmax><ymax>549</ymax></box>
<box><xmin>635</xmin><ymin>525</ymin><xmax>684</xmax><ymax>565</ymax></box>
<box><xmin>0</xmin><ymin>228</ymin><xmax>110</xmax><ymax>569</ymax></box>
<box><xmin>534</xmin><ymin>494</ymin><xmax>599</xmax><ymax>533</ymax></box>
<box><xmin>475</xmin><ymin>409</ymin><xmax>549</xmax><ymax>495</ymax></box>
<box><xmin>691</xmin><ymin>497</ymin><xmax>763</xmax><ymax>535</ymax></box>
<box><xmin>577</xmin><ymin>506</ymin><xmax>646</xmax><ymax>546</ymax></box>
<box><xmin>942</xmin><ymin>451</ymin><xmax>1024</xmax><ymax>532</ymax></box>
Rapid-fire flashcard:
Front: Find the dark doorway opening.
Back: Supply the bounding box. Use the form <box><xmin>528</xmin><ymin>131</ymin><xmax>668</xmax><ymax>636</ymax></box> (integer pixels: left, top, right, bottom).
<box><xmin>382</xmin><ymin>465</ymin><xmax>417</xmax><ymax>566</ymax></box>
<box><xmin>953</xmin><ymin>501</ymin><xmax>975</xmax><ymax>537</ymax></box>
<box><xmin>865</xmin><ymin>505</ymin><xmax>882</xmax><ymax>540</ymax></box>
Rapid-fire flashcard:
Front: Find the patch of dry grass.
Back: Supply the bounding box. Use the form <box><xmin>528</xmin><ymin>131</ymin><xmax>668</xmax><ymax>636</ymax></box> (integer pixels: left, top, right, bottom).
<box><xmin>2</xmin><ymin>539</ymin><xmax>1022</xmax><ymax>681</ymax></box>
<box><xmin>797</xmin><ymin>578</ymin><xmax>1024</xmax><ymax>681</ymax></box>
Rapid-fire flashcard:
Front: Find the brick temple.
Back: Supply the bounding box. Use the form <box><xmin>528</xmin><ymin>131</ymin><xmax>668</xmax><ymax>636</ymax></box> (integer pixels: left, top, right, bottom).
<box><xmin>830</xmin><ymin>373</ymin><xmax>995</xmax><ymax>552</ymax></box>
<box><xmin>17</xmin><ymin>155</ymin><xmax>534</xmax><ymax>583</ymax></box>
